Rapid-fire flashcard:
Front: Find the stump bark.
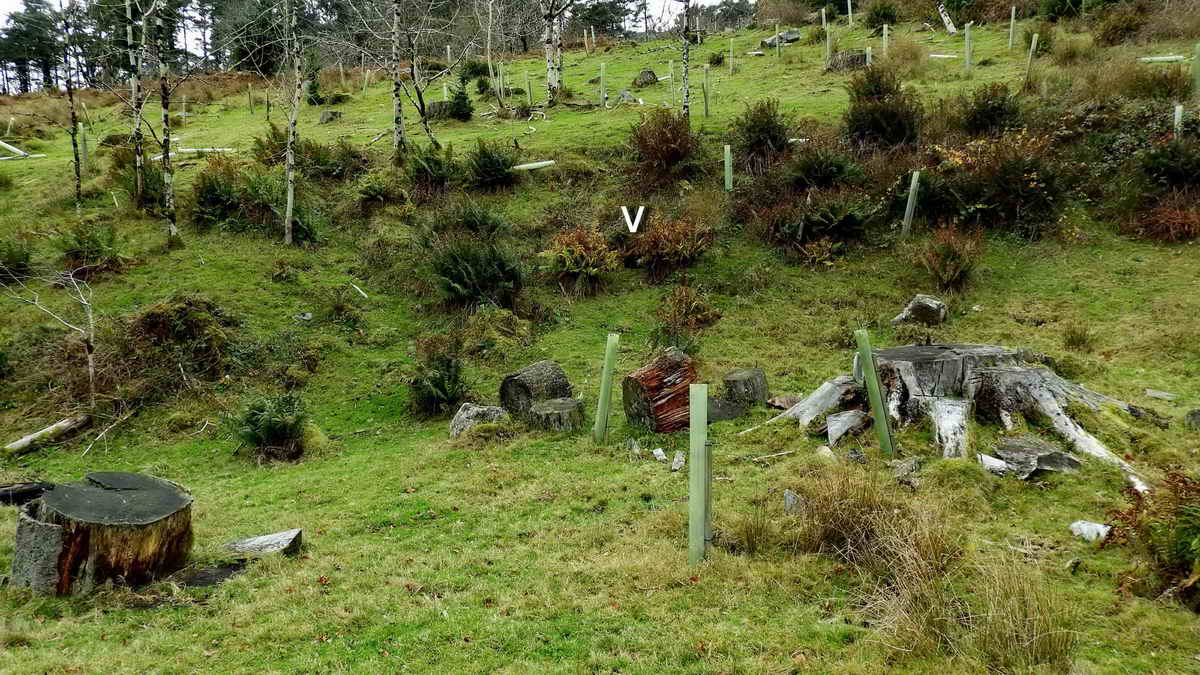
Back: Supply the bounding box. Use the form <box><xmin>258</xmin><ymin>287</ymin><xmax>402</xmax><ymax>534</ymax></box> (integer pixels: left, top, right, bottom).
<box><xmin>622</xmin><ymin>348</ymin><xmax>697</xmax><ymax>433</ymax></box>
<box><xmin>723</xmin><ymin>368</ymin><xmax>769</xmax><ymax>407</ymax></box>
<box><xmin>499</xmin><ymin>361</ymin><xmax>573</xmax><ymax>418</ymax></box>
<box><xmin>529</xmin><ymin>397</ymin><xmax>585</xmax><ymax>431</ymax></box>
<box><xmin>11</xmin><ymin>472</ymin><xmax>193</xmax><ymax>595</ymax></box>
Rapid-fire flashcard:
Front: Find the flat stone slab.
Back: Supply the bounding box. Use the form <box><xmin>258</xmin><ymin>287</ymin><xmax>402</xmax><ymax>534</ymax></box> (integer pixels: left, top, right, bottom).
<box><xmin>892</xmin><ymin>294</ymin><xmax>948</xmax><ymax>326</ymax></box>
<box><xmin>226</xmin><ymin>528</ymin><xmax>303</xmax><ymax>556</ymax></box>
<box><xmin>450</xmin><ymin>403</ymin><xmax>509</xmax><ymax>437</ymax></box>
<box><xmin>994</xmin><ymin>435</ymin><xmax>1081</xmax><ymax>479</ymax></box>
<box><xmin>827</xmin><ymin>410</ymin><xmax>871</xmax><ymax>447</ymax></box>
<box><xmin>671</xmin><ymin>451</ymin><xmax>685</xmax><ymax>472</ymax></box>
<box><xmin>1069</xmin><ymin>520</ymin><xmax>1110</xmax><ymax>542</ymax></box>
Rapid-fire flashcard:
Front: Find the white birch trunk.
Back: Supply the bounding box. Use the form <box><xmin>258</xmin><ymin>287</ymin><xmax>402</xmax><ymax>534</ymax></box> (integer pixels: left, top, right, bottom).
<box><xmin>542</xmin><ymin>5</ymin><xmax>558</xmax><ymax>101</ymax></box>
<box><xmin>156</xmin><ymin>17</ymin><xmax>180</xmax><ymax>244</ymax></box>
<box><xmin>392</xmin><ymin>0</ymin><xmax>406</xmax><ymax>156</ymax></box>
<box><xmin>126</xmin><ymin>0</ymin><xmax>144</xmax><ymax>206</ymax></box>
<box><xmin>283</xmin><ymin>0</ymin><xmax>302</xmax><ymax>246</ymax></box>
<box><xmin>680</xmin><ymin>0</ymin><xmax>691</xmax><ymax>119</ymax></box>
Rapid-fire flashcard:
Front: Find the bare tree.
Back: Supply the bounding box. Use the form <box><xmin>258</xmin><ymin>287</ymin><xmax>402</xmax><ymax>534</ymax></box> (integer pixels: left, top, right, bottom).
<box><xmin>155</xmin><ymin>15</ymin><xmax>182</xmax><ymax>247</ymax></box>
<box><xmin>539</xmin><ymin>0</ymin><xmax>575</xmax><ymax>103</ymax></box>
<box><xmin>283</xmin><ymin>0</ymin><xmax>303</xmax><ymax>245</ymax></box>
<box><xmin>60</xmin><ymin>0</ymin><xmax>83</xmax><ymax>215</ymax></box>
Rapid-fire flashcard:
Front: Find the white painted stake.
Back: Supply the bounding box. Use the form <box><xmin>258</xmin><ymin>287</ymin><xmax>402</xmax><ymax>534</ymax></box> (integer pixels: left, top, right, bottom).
<box><xmin>847</xmin><ymin>0</ymin><xmax>853</xmax><ymax>27</ymax></box>
<box><xmin>724</xmin><ymin>144</ymin><xmax>732</xmax><ymax>191</ymax></box>
<box><xmin>1024</xmin><ymin>33</ymin><xmax>1039</xmax><ymax>89</ymax></box>
<box><xmin>775</xmin><ymin>23</ymin><xmax>780</xmax><ymax>58</ymax></box>
<box><xmin>1175</xmin><ymin>103</ymin><xmax>1184</xmax><ymax>136</ymax></box>
<box><xmin>822</xmin><ymin>10</ymin><xmax>831</xmax><ymax>64</ymax></box>
<box><xmin>526</xmin><ymin>71</ymin><xmax>532</xmax><ymax>106</ymax></box>
<box><xmin>729</xmin><ymin>37</ymin><xmax>734</xmax><ymax>75</ymax></box>
<box><xmin>512</xmin><ymin>160</ymin><xmax>556</xmax><ymax>171</ymax></box>
<box><xmin>866</xmin><ymin>47</ymin><xmax>872</xmax><ymax>65</ymax></box>
<box><xmin>883</xmin><ymin>24</ymin><xmax>889</xmax><ymax>55</ymax></box>
<box><xmin>965</xmin><ymin>25</ymin><xmax>972</xmax><ymax>70</ymax></box>
<box><xmin>670</xmin><ymin>60</ymin><xmax>676</xmax><ymax>107</ymax></box>
<box><xmin>902</xmin><ymin>170</ymin><xmax>920</xmax><ymax>236</ymax></box>
<box><xmin>600</xmin><ymin>62</ymin><xmax>607</xmax><ymax>106</ymax></box>
<box><xmin>1009</xmin><ymin>7</ymin><xmax>1016</xmax><ymax>50</ymax></box>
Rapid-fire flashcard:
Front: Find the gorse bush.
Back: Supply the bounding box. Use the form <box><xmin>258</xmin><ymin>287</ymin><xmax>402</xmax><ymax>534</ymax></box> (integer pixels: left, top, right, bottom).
<box><xmin>1140</xmin><ymin>139</ymin><xmax>1200</xmax><ymax>189</ymax></box>
<box><xmin>540</xmin><ymin>226</ymin><xmax>620</xmax><ymax>296</ymax></box>
<box><xmin>429</xmin><ymin>236</ymin><xmax>524</xmax><ymax>309</ymax></box>
<box><xmin>627</xmin><ymin>217</ymin><xmax>714</xmax><ymax>283</ymax></box>
<box><xmin>1095</xmin><ymin>4</ymin><xmax>1145</xmax><ymax>45</ymax></box>
<box><xmin>460</xmin><ymin>58</ymin><xmax>490</xmax><ymax>79</ymax></box>
<box><xmin>960</xmin><ymin>83</ymin><xmax>1021</xmax><ymax>135</ymax></box>
<box><xmin>786</xmin><ymin>145</ymin><xmax>865</xmax><ymax>189</ymax></box>
<box><xmin>465</xmin><ymin>139</ymin><xmax>518</xmax><ymax>190</ymax></box>
<box><xmin>650</xmin><ymin>284</ymin><xmax>721</xmax><ymax>354</ymax></box>
<box><xmin>629</xmin><ymin>109</ymin><xmax>702</xmax><ymax>189</ymax></box>
<box><xmin>920</xmin><ymin>227</ymin><xmax>983</xmax><ymax>290</ymax></box>
<box><xmin>408</xmin><ymin>333</ymin><xmax>469</xmax><ymax>417</ymax></box>
<box><xmin>766</xmin><ymin>190</ymin><xmax>866</xmax><ymax>257</ymax></box>
<box><xmin>0</xmin><ymin>238</ymin><xmax>32</xmax><ymax>283</ymax></box>
<box><xmin>447</xmin><ymin>74</ymin><xmax>474</xmax><ymax>121</ymax></box>
<box><xmin>730</xmin><ymin>99</ymin><xmax>793</xmax><ymax>174</ymax></box>
<box><xmin>708</xmin><ymin>51</ymin><xmax>725</xmax><ymax>67</ymax></box>
<box><xmin>844</xmin><ymin>67</ymin><xmax>923</xmax><ymax>146</ymax></box>
<box><xmin>56</xmin><ymin>223</ymin><xmax>124</xmax><ymax>275</ymax></box>
<box><xmin>864</xmin><ymin>2</ymin><xmax>899</xmax><ymax>28</ymax></box>
<box><xmin>234</xmin><ymin>393</ymin><xmax>308</xmax><ymax>461</ymax></box>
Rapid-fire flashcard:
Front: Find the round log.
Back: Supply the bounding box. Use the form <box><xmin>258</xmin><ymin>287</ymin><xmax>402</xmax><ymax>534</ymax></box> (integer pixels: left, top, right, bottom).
<box><xmin>528</xmin><ymin>397</ymin><xmax>585</xmax><ymax>432</ymax></box>
<box><xmin>723</xmin><ymin>367</ymin><xmax>769</xmax><ymax>407</ymax></box>
<box><xmin>499</xmin><ymin>360</ymin><xmax>573</xmax><ymax>418</ymax></box>
<box><xmin>622</xmin><ymin>348</ymin><xmax>697</xmax><ymax>433</ymax></box>
<box><xmin>10</xmin><ymin>472</ymin><xmax>193</xmax><ymax>595</ymax></box>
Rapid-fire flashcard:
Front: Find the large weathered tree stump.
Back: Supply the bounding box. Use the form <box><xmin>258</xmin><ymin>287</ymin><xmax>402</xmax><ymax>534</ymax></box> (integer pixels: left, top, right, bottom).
<box><xmin>500</xmin><ymin>360</ymin><xmax>573</xmax><ymax>418</ymax></box>
<box><xmin>622</xmin><ymin>348</ymin><xmax>697</xmax><ymax>433</ymax></box>
<box><xmin>11</xmin><ymin>472</ymin><xmax>193</xmax><ymax>595</ymax></box>
<box><xmin>723</xmin><ymin>368</ymin><xmax>769</xmax><ymax>407</ymax></box>
<box><xmin>529</xmin><ymin>397</ymin><xmax>585</xmax><ymax>432</ymax></box>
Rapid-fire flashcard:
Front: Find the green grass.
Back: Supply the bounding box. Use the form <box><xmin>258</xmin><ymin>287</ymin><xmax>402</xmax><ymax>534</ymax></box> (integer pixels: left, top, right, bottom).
<box><xmin>2</xmin><ymin>19</ymin><xmax>1200</xmax><ymax>674</ymax></box>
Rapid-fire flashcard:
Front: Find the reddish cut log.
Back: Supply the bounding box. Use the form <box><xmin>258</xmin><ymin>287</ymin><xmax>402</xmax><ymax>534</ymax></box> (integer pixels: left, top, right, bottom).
<box><xmin>10</xmin><ymin>472</ymin><xmax>193</xmax><ymax>595</ymax></box>
<box><xmin>622</xmin><ymin>348</ymin><xmax>697</xmax><ymax>433</ymax></box>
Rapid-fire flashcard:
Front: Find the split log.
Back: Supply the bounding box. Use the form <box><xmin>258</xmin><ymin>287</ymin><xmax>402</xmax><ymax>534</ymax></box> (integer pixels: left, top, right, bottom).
<box><xmin>827</xmin><ymin>410</ymin><xmax>871</xmax><ymax>447</ymax></box>
<box><xmin>10</xmin><ymin>472</ymin><xmax>193</xmax><ymax>595</ymax></box>
<box><xmin>723</xmin><ymin>367</ymin><xmax>769</xmax><ymax>407</ymax></box>
<box><xmin>622</xmin><ymin>348</ymin><xmax>697</xmax><ymax>433</ymax></box>
<box><xmin>927</xmin><ymin>398</ymin><xmax>970</xmax><ymax>458</ymax></box>
<box><xmin>739</xmin><ymin>375</ymin><xmax>862</xmax><ymax>435</ymax></box>
<box><xmin>4</xmin><ymin>415</ymin><xmax>91</xmax><ymax>456</ymax></box>
<box><xmin>0</xmin><ymin>482</ymin><xmax>54</xmax><ymax>506</ymax></box>
<box><xmin>528</xmin><ymin>397</ymin><xmax>585</xmax><ymax>432</ymax></box>
<box><xmin>500</xmin><ymin>361</ymin><xmax>573</xmax><ymax>418</ymax></box>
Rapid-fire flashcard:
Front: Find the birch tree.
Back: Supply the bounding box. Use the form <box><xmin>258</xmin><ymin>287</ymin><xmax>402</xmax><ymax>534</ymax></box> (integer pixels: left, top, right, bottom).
<box><xmin>538</xmin><ymin>0</ymin><xmax>575</xmax><ymax>103</ymax></box>
<box><xmin>283</xmin><ymin>0</ymin><xmax>303</xmax><ymax>245</ymax></box>
<box><xmin>155</xmin><ymin>14</ymin><xmax>182</xmax><ymax>247</ymax></box>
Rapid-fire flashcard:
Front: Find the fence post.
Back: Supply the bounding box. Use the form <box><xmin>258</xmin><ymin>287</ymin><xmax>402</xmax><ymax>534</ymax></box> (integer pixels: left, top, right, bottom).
<box><xmin>526</xmin><ymin>71</ymin><xmax>533</xmax><ymax>106</ymax></box>
<box><xmin>77</xmin><ymin>122</ymin><xmax>88</xmax><ymax>178</ymax></box>
<box><xmin>866</xmin><ymin>46</ymin><xmax>872</xmax><ymax>66</ymax></box>
<box><xmin>600</xmin><ymin>62</ymin><xmax>607</xmax><ymax>107</ymax></box>
<box><xmin>965</xmin><ymin>24</ymin><xmax>972</xmax><ymax>71</ymax></box>
<box><xmin>688</xmin><ymin>383</ymin><xmax>710</xmax><ymax>565</ymax></box>
<box><xmin>1194</xmin><ymin>43</ymin><xmax>1200</xmax><ymax>101</ymax></box>
<box><xmin>729</xmin><ymin>37</ymin><xmax>734</xmax><ymax>75</ymax></box>
<box><xmin>775</xmin><ymin>23</ymin><xmax>781</xmax><ymax>59</ymax></box>
<box><xmin>1009</xmin><ymin>7</ymin><xmax>1016</xmax><ymax>50</ymax></box>
<box><xmin>592</xmin><ymin>333</ymin><xmax>620</xmax><ymax>444</ymax></box>
<box><xmin>1023</xmin><ymin>33</ymin><xmax>1039</xmax><ymax>90</ymax></box>
<box><xmin>847</xmin><ymin>0</ymin><xmax>853</xmax><ymax>28</ymax></box>
<box><xmin>703</xmin><ymin>65</ymin><xmax>710</xmax><ymax>116</ymax></box>
<box><xmin>822</xmin><ymin>9</ymin><xmax>831</xmax><ymax>64</ymax></box>
<box><xmin>1175</xmin><ymin>103</ymin><xmax>1184</xmax><ymax>137</ymax></box>
<box><xmin>854</xmin><ymin>330</ymin><xmax>895</xmax><ymax>456</ymax></box>
<box><xmin>724</xmin><ymin>144</ymin><xmax>733</xmax><ymax>192</ymax></box>
<box><xmin>670</xmin><ymin>60</ymin><xmax>676</xmax><ymax>107</ymax></box>
<box><xmin>902</xmin><ymin>170</ymin><xmax>920</xmax><ymax>236</ymax></box>
<box><xmin>247</xmin><ymin>83</ymin><xmax>254</xmax><ymax>113</ymax></box>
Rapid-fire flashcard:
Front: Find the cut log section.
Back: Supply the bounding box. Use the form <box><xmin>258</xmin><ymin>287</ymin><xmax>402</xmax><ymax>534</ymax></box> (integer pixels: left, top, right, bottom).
<box><xmin>739</xmin><ymin>375</ymin><xmax>862</xmax><ymax>436</ymax></box>
<box><xmin>0</xmin><ymin>482</ymin><xmax>54</xmax><ymax>506</ymax></box>
<box><xmin>4</xmin><ymin>415</ymin><xmax>91</xmax><ymax>456</ymax></box>
<box><xmin>500</xmin><ymin>360</ymin><xmax>573</xmax><ymax>418</ymax></box>
<box><xmin>10</xmin><ymin>472</ymin><xmax>193</xmax><ymax>595</ymax></box>
<box><xmin>622</xmin><ymin>348</ymin><xmax>697</xmax><ymax>433</ymax></box>
<box><xmin>723</xmin><ymin>368</ymin><xmax>769</xmax><ymax>407</ymax></box>
<box><xmin>528</xmin><ymin>397</ymin><xmax>585</xmax><ymax>432</ymax></box>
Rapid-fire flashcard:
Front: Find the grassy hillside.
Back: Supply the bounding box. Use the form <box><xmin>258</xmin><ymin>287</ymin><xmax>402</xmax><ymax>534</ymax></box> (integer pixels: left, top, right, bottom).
<box><xmin>2</xmin><ymin>15</ymin><xmax>1200</xmax><ymax>674</ymax></box>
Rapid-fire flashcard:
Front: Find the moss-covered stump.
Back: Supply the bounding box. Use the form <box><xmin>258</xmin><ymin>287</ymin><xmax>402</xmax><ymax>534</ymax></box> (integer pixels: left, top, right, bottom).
<box><xmin>500</xmin><ymin>360</ymin><xmax>573</xmax><ymax>418</ymax></box>
<box><xmin>528</xmin><ymin>397</ymin><xmax>585</xmax><ymax>432</ymax></box>
<box><xmin>11</xmin><ymin>472</ymin><xmax>193</xmax><ymax>595</ymax></box>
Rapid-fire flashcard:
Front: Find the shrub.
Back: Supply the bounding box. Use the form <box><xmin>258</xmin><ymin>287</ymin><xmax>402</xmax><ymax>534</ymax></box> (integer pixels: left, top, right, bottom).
<box><xmin>406</xmin><ymin>142</ymin><xmax>458</xmax><ymax>196</ymax></box>
<box><xmin>429</xmin><ymin>237</ymin><xmax>524</xmax><ymax>309</ymax></box>
<box><xmin>844</xmin><ymin>68</ymin><xmax>923</xmax><ymax>146</ymax></box>
<box><xmin>650</xmin><ymin>284</ymin><xmax>721</xmax><ymax>354</ymax></box>
<box><xmin>960</xmin><ymin>83</ymin><xmax>1021</xmax><ymax>136</ymax></box>
<box><xmin>323</xmin><ymin>286</ymin><xmax>365</xmax><ymax>329</ymax></box>
<box><xmin>626</xmin><ymin>217</ymin><xmax>714</xmax><ymax>283</ymax></box>
<box><xmin>786</xmin><ymin>145</ymin><xmax>865</xmax><ymax>189</ymax></box>
<box><xmin>447</xmin><ymin>74</ymin><xmax>474</xmax><ymax>121</ymax></box>
<box><xmin>1140</xmin><ymin>139</ymin><xmax>1200</xmax><ymax>189</ymax></box>
<box><xmin>233</xmin><ymin>393</ymin><xmax>309</xmax><ymax>461</ymax></box>
<box><xmin>766</xmin><ymin>190</ymin><xmax>867</xmax><ymax>257</ymax></box>
<box><xmin>730</xmin><ymin>99</ymin><xmax>793</xmax><ymax>174</ymax></box>
<box><xmin>540</xmin><ymin>226</ymin><xmax>620</xmax><ymax>296</ymax></box>
<box><xmin>1062</xmin><ymin>322</ymin><xmax>1096</xmax><ymax>352</ymax></box>
<box><xmin>461</xmin><ymin>306</ymin><xmax>533</xmax><ymax>360</ymax></box>
<box><xmin>475</xmin><ymin>76</ymin><xmax>492</xmax><ymax>96</ymax></box>
<box><xmin>130</xmin><ymin>294</ymin><xmax>234</xmax><ymax>379</ymax></box>
<box><xmin>920</xmin><ymin>227</ymin><xmax>983</xmax><ymax>290</ymax></box>
<box><xmin>350</xmin><ymin>168</ymin><xmax>405</xmax><ymax>215</ymax></box>
<box><xmin>465</xmin><ymin>139</ymin><xmax>518</xmax><ymax>190</ymax></box>
<box><xmin>408</xmin><ymin>333</ymin><xmax>469</xmax><ymax>417</ymax></box>
<box><xmin>1023</xmin><ymin>22</ymin><xmax>1055</xmax><ymax>55</ymax></box>
<box><xmin>251</xmin><ymin>123</ymin><xmax>368</xmax><ymax>181</ymax></box>
<box><xmin>1128</xmin><ymin>190</ymin><xmax>1200</xmax><ymax>242</ymax></box>
<box><xmin>460</xmin><ymin>58</ymin><xmax>490</xmax><ymax>79</ymax></box>
<box><xmin>1038</xmin><ymin>0</ymin><xmax>1075</xmax><ymax>21</ymax></box>
<box><xmin>0</xmin><ymin>238</ymin><xmax>32</xmax><ymax>283</ymax></box>
<box><xmin>1095</xmin><ymin>5</ymin><xmax>1145</xmax><ymax>46</ymax></box>
<box><xmin>191</xmin><ymin>155</ymin><xmax>243</xmax><ymax>230</ymax></box>
<box><xmin>56</xmin><ymin>223</ymin><xmax>124</xmax><ymax>275</ymax></box>
<box><xmin>441</xmin><ymin>200</ymin><xmax>508</xmax><ymax>235</ymax></box>
<box><xmin>864</xmin><ymin>2</ymin><xmax>899</xmax><ymax>29</ymax></box>
<box><xmin>108</xmin><ymin>146</ymin><xmax>166</xmax><ymax>211</ymax></box>
<box><xmin>629</xmin><ymin>109</ymin><xmax>702</xmax><ymax>189</ymax></box>
<box><xmin>708</xmin><ymin>51</ymin><xmax>725</xmax><ymax>67</ymax></box>
<box><xmin>237</xmin><ymin>167</ymin><xmax>323</xmax><ymax>243</ymax></box>
<box><xmin>0</xmin><ymin>171</ymin><xmax>13</xmax><ymax>191</ymax></box>
<box><xmin>1108</xmin><ymin>472</ymin><xmax>1200</xmax><ymax>608</ymax></box>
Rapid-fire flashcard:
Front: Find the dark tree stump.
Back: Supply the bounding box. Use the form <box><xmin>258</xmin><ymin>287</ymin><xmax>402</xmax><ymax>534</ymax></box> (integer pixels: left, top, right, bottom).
<box><xmin>528</xmin><ymin>397</ymin><xmax>585</xmax><ymax>432</ymax></box>
<box><xmin>723</xmin><ymin>368</ymin><xmax>769</xmax><ymax>407</ymax></box>
<box><xmin>500</xmin><ymin>361</ymin><xmax>573</xmax><ymax>418</ymax></box>
<box><xmin>0</xmin><ymin>482</ymin><xmax>54</xmax><ymax>506</ymax></box>
<box><xmin>622</xmin><ymin>348</ymin><xmax>697</xmax><ymax>433</ymax></box>
<box><xmin>11</xmin><ymin>472</ymin><xmax>193</xmax><ymax>595</ymax></box>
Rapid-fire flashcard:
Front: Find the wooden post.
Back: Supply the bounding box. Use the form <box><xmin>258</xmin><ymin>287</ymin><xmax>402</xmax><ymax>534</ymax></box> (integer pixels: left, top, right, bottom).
<box><xmin>1009</xmin><ymin>7</ymin><xmax>1016</xmax><ymax>50</ymax></box>
<box><xmin>1175</xmin><ymin>103</ymin><xmax>1184</xmax><ymax>137</ymax></box>
<box><xmin>866</xmin><ymin>46</ymin><xmax>872</xmax><ymax>66</ymax></box>
<box><xmin>526</xmin><ymin>71</ymin><xmax>533</xmax><ymax>105</ymax></box>
<box><xmin>688</xmin><ymin>383</ymin><xmax>710</xmax><ymax>565</ymax></box>
<box><xmin>854</xmin><ymin>331</ymin><xmax>895</xmax><ymax>457</ymax></box>
<box><xmin>1024</xmin><ymin>33</ymin><xmax>1039</xmax><ymax>89</ymax></box>
<box><xmin>1194</xmin><ymin>43</ymin><xmax>1200</xmax><ymax>101</ymax></box>
<box><xmin>965</xmin><ymin>24</ymin><xmax>972</xmax><ymax>70</ymax></box>
<box><xmin>902</xmin><ymin>170</ymin><xmax>920</xmax><ymax>236</ymax></box>
<box><xmin>822</xmin><ymin>10</ymin><xmax>831</xmax><ymax>64</ymax></box>
<box><xmin>600</xmin><ymin>62</ymin><xmax>607</xmax><ymax>106</ymax></box>
<box><xmin>77</xmin><ymin>122</ymin><xmax>88</xmax><ymax>178</ymax></box>
<box><xmin>729</xmin><ymin>37</ymin><xmax>734</xmax><ymax>75</ymax></box>
<box><xmin>847</xmin><ymin>0</ymin><xmax>853</xmax><ymax>28</ymax></box>
<box><xmin>775</xmin><ymin>23</ymin><xmax>780</xmax><ymax>59</ymax></box>
<box><xmin>362</xmin><ymin>67</ymin><xmax>370</xmax><ymax>95</ymax></box>
<box><xmin>591</xmin><ymin>25</ymin><xmax>596</xmax><ymax>53</ymax></box>
<box><xmin>247</xmin><ymin>83</ymin><xmax>254</xmax><ymax>113</ymax></box>
<box><xmin>703</xmin><ymin>64</ymin><xmax>710</xmax><ymax>116</ymax></box>
<box><xmin>592</xmin><ymin>334</ymin><xmax>620</xmax><ymax>444</ymax></box>
<box><xmin>724</xmin><ymin>144</ymin><xmax>732</xmax><ymax>191</ymax></box>
<box><xmin>339</xmin><ymin>61</ymin><xmax>345</xmax><ymax>89</ymax></box>
<box><xmin>670</xmin><ymin>59</ymin><xmax>676</xmax><ymax>107</ymax></box>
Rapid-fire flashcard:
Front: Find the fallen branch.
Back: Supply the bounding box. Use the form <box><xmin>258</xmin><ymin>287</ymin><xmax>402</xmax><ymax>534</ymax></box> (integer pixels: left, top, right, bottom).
<box><xmin>4</xmin><ymin>415</ymin><xmax>91</xmax><ymax>456</ymax></box>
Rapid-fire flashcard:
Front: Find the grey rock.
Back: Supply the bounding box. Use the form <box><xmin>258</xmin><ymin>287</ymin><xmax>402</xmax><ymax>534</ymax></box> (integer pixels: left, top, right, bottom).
<box><xmin>226</xmin><ymin>528</ymin><xmax>303</xmax><ymax>556</ymax></box>
<box><xmin>891</xmin><ymin>294</ymin><xmax>948</xmax><ymax>326</ymax></box>
<box><xmin>846</xmin><ymin>446</ymin><xmax>868</xmax><ymax>464</ymax></box>
<box><xmin>783</xmin><ymin>488</ymin><xmax>802</xmax><ymax>514</ymax></box>
<box><xmin>449</xmin><ymin>403</ymin><xmax>509</xmax><ymax>438</ymax></box>
<box><xmin>10</xmin><ymin>503</ymin><xmax>64</xmax><ymax>594</ymax></box>
<box><xmin>626</xmin><ymin>439</ymin><xmax>643</xmax><ymax>457</ymax></box>
<box><xmin>760</xmin><ymin>28</ymin><xmax>803</xmax><ymax>48</ymax></box>
<box><xmin>616</xmin><ymin>89</ymin><xmax>637</xmax><ymax>104</ymax></box>
<box><xmin>827</xmin><ymin>410</ymin><xmax>871</xmax><ymax>447</ymax></box>
<box><xmin>1069</xmin><ymin>520</ymin><xmax>1110</xmax><ymax>543</ymax></box>
<box><xmin>671</xmin><ymin>451</ymin><xmax>685</xmax><ymax>472</ymax></box>
<box><xmin>768</xmin><ymin>395</ymin><xmax>802</xmax><ymax>410</ymax></box>
<box><xmin>889</xmin><ymin>456</ymin><xmax>924</xmax><ymax>478</ymax></box>
<box><xmin>632</xmin><ymin>69</ymin><xmax>658</xmax><ymax>87</ymax></box>
<box><xmin>994</xmin><ymin>435</ymin><xmax>1081</xmax><ymax>479</ymax></box>
<box><xmin>1185</xmin><ymin>410</ymin><xmax>1200</xmax><ymax>431</ymax></box>
<box><xmin>707</xmin><ymin>396</ymin><xmax>748</xmax><ymax>422</ymax></box>
<box><xmin>826</xmin><ymin>49</ymin><xmax>868</xmax><ymax>72</ymax></box>
<box><xmin>652</xmin><ymin>447</ymin><xmax>668</xmax><ymax>462</ymax></box>
<box><xmin>318</xmin><ymin>110</ymin><xmax>342</xmax><ymax>124</ymax></box>
<box><xmin>1145</xmin><ymin>388</ymin><xmax>1178</xmax><ymax>401</ymax></box>
<box><xmin>814</xmin><ymin>445</ymin><xmax>837</xmax><ymax>462</ymax></box>
<box><xmin>294</xmin><ymin>312</ymin><xmax>313</xmax><ymax>321</ymax></box>
<box><xmin>978</xmin><ymin>453</ymin><xmax>1010</xmax><ymax>476</ymax></box>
